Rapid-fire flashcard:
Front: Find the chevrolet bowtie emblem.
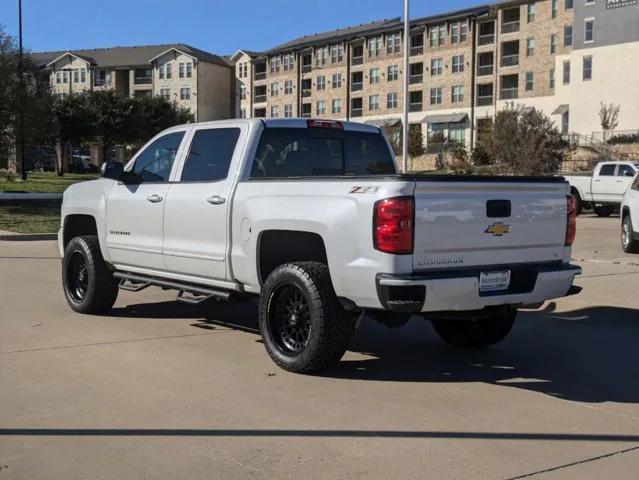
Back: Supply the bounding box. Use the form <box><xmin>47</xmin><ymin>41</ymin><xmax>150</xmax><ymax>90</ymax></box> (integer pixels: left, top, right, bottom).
<box><xmin>485</xmin><ymin>222</ymin><xmax>511</xmax><ymax>236</ymax></box>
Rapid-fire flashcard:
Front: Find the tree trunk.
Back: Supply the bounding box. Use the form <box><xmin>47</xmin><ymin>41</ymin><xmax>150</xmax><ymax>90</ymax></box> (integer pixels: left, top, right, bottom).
<box><xmin>55</xmin><ymin>140</ymin><xmax>69</xmax><ymax>177</ymax></box>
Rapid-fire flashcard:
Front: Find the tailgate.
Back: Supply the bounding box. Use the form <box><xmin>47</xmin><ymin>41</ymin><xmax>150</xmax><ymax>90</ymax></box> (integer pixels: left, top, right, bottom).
<box><xmin>412</xmin><ymin>179</ymin><xmax>569</xmax><ymax>271</ymax></box>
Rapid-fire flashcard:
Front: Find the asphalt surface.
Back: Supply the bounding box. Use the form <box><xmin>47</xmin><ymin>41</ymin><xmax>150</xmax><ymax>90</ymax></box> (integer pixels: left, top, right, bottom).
<box><xmin>1</xmin><ymin>215</ymin><xmax>638</xmax><ymax>479</ymax></box>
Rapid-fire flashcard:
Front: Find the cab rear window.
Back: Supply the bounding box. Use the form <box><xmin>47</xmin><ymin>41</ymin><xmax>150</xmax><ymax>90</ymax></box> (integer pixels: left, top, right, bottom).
<box><xmin>250</xmin><ymin>128</ymin><xmax>396</xmax><ymax>178</ymax></box>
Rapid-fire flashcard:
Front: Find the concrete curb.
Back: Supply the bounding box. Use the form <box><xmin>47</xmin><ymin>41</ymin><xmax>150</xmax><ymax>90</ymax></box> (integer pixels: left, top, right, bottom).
<box><xmin>0</xmin><ymin>192</ymin><xmax>63</xmax><ymax>201</ymax></box>
<box><xmin>0</xmin><ymin>233</ymin><xmax>57</xmax><ymax>241</ymax></box>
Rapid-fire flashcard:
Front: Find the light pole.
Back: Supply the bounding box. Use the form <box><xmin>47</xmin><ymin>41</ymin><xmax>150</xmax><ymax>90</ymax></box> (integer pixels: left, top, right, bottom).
<box><xmin>18</xmin><ymin>0</ymin><xmax>27</xmax><ymax>180</ymax></box>
<box><xmin>401</xmin><ymin>0</ymin><xmax>410</xmax><ymax>174</ymax></box>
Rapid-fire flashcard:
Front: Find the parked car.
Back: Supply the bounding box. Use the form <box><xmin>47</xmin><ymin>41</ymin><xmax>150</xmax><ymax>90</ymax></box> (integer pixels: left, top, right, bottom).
<box><xmin>621</xmin><ymin>173</ymin><xmax>639</xmax><ymax>253</ymax></box>
<box><xmin>58</xmin><ymin>118</ymin><xmax>581</xmax><ymax>373</ymax></box>
<box><xmin>564</xmin><ymin>161</ymin><xmax>639</xmax><ymax>216</ymax></box>
<box><xmin>24</xmin><ymin>145</ymin><xmax>56</xmax><ymax>171</ymax></box>
<box><xmin>70</xmin><ymin>148</ymin><xmax>97</xmax><ymax>173</ymax></box>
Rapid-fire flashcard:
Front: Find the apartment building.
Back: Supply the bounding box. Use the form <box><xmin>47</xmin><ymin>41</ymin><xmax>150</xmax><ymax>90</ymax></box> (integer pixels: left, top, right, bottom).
<box><xmin>232</xmin><ymin>0</ymin><xmax>639</xmax><ymax>147</ymax></box>
<box><xmin>32</xmin><ymin>44</ymin><xmax>235</xmax><ymax>121</ymax></box>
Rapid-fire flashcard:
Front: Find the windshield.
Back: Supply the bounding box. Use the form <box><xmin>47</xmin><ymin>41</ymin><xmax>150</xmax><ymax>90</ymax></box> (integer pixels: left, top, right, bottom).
<box><xmin>251</xmin><ymin>127</ymin><xmax>396</xmax><ymax>178</ymax></box>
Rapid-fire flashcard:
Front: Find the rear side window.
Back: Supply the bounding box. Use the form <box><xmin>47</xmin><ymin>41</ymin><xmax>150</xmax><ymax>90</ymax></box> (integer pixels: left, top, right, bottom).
<box><xmin>250</xmin><ymin>128</ymin><xmax>396</xmax><ymax>178</ymax></box>
<box><xmin>181</xmin><ymin>128</ymin><xmax>241</xmax><ymax>182</ymax></box>
<box><xmin>617</xmin><ymin>164</ymin><xmax>635</xmax><ymax>177</ymax></box>
<box><xmin>598</xmin><ymin>164</ymin><xmax>616</xmax><ymax>176</ymax></box>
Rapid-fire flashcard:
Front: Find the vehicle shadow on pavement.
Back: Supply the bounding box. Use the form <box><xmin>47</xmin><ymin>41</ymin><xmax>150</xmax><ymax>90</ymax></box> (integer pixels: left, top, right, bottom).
<box><xmin>111</xmin><ymin>300</ymin><xmax>639</xmax><ymax>404</ymax></box>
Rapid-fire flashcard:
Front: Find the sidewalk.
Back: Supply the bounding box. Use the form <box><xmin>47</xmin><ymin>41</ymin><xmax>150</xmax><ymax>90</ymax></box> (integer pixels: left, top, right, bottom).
<box><xmin>0</xmin><ymin>229</ymin><xmax>57</xmax><ymax>241</ymax></box>
<box><xmin>0</xmin><ymin>192</ymin><xmax>63</xmax><ymax>201</ymax></box>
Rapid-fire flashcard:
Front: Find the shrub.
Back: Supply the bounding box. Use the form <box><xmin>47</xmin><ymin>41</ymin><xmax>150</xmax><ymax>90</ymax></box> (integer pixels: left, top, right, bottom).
<box><xmin>0</xmin><ymin>168</ymin><xmax>17</xmax><ymax>181</ymax></box>
<box><xmin>607</xmin><ymin>133</ymin><xmax>639</xmax><ymax>145</ymax></box>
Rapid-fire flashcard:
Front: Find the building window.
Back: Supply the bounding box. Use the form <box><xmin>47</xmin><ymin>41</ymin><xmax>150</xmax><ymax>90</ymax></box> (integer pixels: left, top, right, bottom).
<box><xmin>429</xmin><ymin>27</ymin><xmax>438</xmax><ymax>47</ymax></box>
<box><xmin>160</xmin><ymin>88</ymin><xmax>171</xmax><ymax>100</ymax></box>
<box><xmin>451</xmin><ymin>24</ymin><xmax>459</xmax><ymax>43</ymax></box>
<box><xmin>179</xmin><ymin>63</ymin><xmax>185</xmax><ymax>78</ymax></box>
<box><xmin>430</xmin><ymin>87</ymin><xmax>442</xmax><ymax>105</ymax></box>
<box><xmin>330</xmin><ymin>44</ymin><xmax>344</xmax><ymax>63</ymax></box>
<box><xmin>386</xmin><ymin>33</ymin><xmax>401</xmax><ymax>54</ymax></box>
<box><xmin>369</xmin><ymin>68</ymin><xmax>380</xmax><ymax>84</ymax></box>
<box><xmin>527</xmin><ymin>37</ymin><xmax>535</xmax><ymax>56</ymax></box>
<box><xmin>315</xmin><ymin>46</ymin><xmax>328</xmax><ymax>66</ymax></box>
<box><xmin>243</xmin><ymin>64</ymin><xmax>247</xmax><ymax>78</ymax></box>
<box><xmin>240</xmin><ymin>84</ymin><xmax>247</xmax><ymax>100</ymax></box>
<box><xmin>284</xmin><ymin>104</ymin><xmax>293</xmax><ymax>117</ymax></box>
<box><xmin>552</xmin><ymin>0</ymin><xmax>558</xmax><ymax>17</ymax></box>
<box><xmin>388</xmin><ymin>65</ymin><xmax>399</xmax><ymax>81</ymax></box>
<box><xmin>332</xmin><ymin>99</ymin><xmax>341</xmax><ymax>114</ymax></box>
<box><xmin>55</xmin><ymin>71</ymin><xmax>61</xmax><ymax>84</ymax></box>
<box><xmin>477</xmin><ymin>83</ymin><xmax>493</xmax><ymax>105</ymax></box>
<box><xmin>159</xmin><ymin>62</ymin><xmax>172</xmax><ymax>79</ymax></box>
<box><xmin>332</xmin><ymin>73</ymin><xmax>342</xmax><ymax>88</ymax></box>
<box><xmin>73</xmin><ymin>69</ymin><xmax>79</xmax><ymax>83</ymax></box>
<box><xmin>439</xmin><ymin>26</ymin><xmax>446</xmax><ymax>46</ymax></box>
<box><xmin>316</xmin><ymin>101</ymin><xmax>325</xmax><ymax>115</ymax></box>
<box><xmin>550</xmin><ymin>34</ymin><xmax>558</xmax><ymax>54</ymax></box>
<box><xmin>451</xmin><ymin>85</ymin><xmax>464</xmax><ymax>103</ymax></box>
<box><xmin>351</xmin><ymin>97</ymin><xmax>363</xmax><ymax>117</ymax></box>
<box><xmin>584</xmin><ymin>19</ymin><xmax>594</xmax><ymax>43</ymax></box>
<box><xmin>284</xmin><ymin>80</ymin><xmax>293</xmax><ymax>95</ymax></box>
<box><xmin>452</xmin><ymin>54</ymin><xmax>464</xmax><ymax>73</ymax></box>
<box><xmin>317</xmin><ymin>75</ymin><xmax>326</xmax><ymax>90</ymax></box>
<box><xmin>565</xmin><ymin>0</ymin><xmax>573</xmax><ymax>9</ymax></box>
<box><xmin>564</xmin><ymin>25</ymin><xmax>573</xmax><ymax>46</ymax></box>
<box><xmin>387</xmin><ymin>92</ymin><xmax>398</xmax><ymax>109</ymax></box>
<box><xmin>525</xmin><ymin>71</ymin><xmax>534</xmax><ymax>91</ymax></box>
<box><xmin>283</xmin><ymin>53</ymin><xmax>295</xmax><ymax>71</ymax></box>
<box><xmin>271</xmin><ymin>82</ymin><xmax>279</xmax><ymax>97</ymax></box>
<box><xmin>80</xmin><ymin>69</ymin><xmax>86</xmax><ymax>83</ymax></box>
<box><xmin>527</xmin><ymin>2</ymin><xmax>536</xmax><ymax>22</ymax></box>
<box><xmin>271</xmin><ymin>106</ymin><xmax>279</xmax><ymax>118</ymax></box>
<box><xmin>561</xmin><ymin>111</ymin><xmax>569</xmax><ymax>134</ymax></box>
<box><xmin>186</xmin><ymin>62</ymin><xmax>192</xmax><ymax>78</ymax></box>
<box><xmin>62</xmin><ymin>70</ymin><xmax>69</xmax><ymax>83</ymax></box>
<box><xmin>180</xmin><ymin>87</ymin><xmax>191</xmax><ymax>100</ymax></box>
<box><xmin>431</xmin><ymin>58</ymin><xmax>443</xmax><ymax>76</ymax></box>
<box><xmin>549</xmin><ymin>68</ymin><xmax>555</xmax><ymax>89</ymax></box>
<box><xmin>500</xmin><ymin>74</ymin><xmax>519</xmax><ymax>99</ymax></box>
<box><xmin>460</xmin><ymin>22</ymin><xmax>468</xmax><ymax>42</ymax></box>
<box><xmin>239</xmin><ymin>108</ymin><xmax>246</xmax><ymax>118</ymax></box>
<box><xmin>95</xmin><ymin>70</ymin><xmax>110</xmax><ymax>86</ymax></box>
<box><xmin>409</xmin><ymin>90</ymin><xmax>423</xmax><ymax>111</ymax></box>
<box><xmin>368</xmin><ymin>36</ymin><xmax>383</xmax><ymax>57</ymax></box>
<box><xmin>563</xmin><ymin>60</ymin><xmax>571</xmax><ymax>84</ymax></box>
<box><xmin>369</xmin><ymin>94</ymin><xmax>380</xmax><ymax>111</ymax></box>
<box><xmin>269</xmin><ymin>56</ymin><xmax>281</xmax><ymax>73</ymax></box>
<box><xmin>583</xmin><ymin>56</ymin><xmax>592</xmax><ymax>80</ymax></box>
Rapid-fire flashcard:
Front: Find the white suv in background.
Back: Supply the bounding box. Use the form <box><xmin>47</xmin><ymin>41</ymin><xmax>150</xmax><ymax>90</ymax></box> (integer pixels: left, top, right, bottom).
<box><xmin>621</xmin><ymin>173</ymin><xmax>639</xmax><ymax>253</ymax></box>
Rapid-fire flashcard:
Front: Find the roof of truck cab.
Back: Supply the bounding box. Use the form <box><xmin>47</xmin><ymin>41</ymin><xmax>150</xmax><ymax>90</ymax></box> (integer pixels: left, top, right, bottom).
<box><xmin>172</xmin><ymin>118</ymin><xmax>381</xmax><ymax>133</ymax></box>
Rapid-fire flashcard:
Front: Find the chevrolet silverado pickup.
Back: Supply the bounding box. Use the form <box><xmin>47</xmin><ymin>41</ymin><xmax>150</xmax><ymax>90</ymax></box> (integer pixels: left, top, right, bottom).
<box><xmin>564</xmin><ymin>161</ymin><xmax>638</xmax><ymax>216</ymax></box>
<box><xmin>59</xmin><ymin>118</ymin><xmax>581</xmax><ymax>373</ymax></box>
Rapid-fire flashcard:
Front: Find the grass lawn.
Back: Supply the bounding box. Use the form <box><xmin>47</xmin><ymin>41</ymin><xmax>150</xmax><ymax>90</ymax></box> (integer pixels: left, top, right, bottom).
<box><xmin>0</xmin><ymin>172</ymin><xmax>98</xmax><ymax>193</ymax></box>
<box><xmin>0</xmin><ymin>200</ymin><xmax>61</xmax><ymax>234</ymax></box>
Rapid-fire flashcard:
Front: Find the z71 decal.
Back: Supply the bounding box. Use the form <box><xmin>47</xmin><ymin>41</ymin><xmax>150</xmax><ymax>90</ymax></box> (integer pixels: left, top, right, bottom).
<box><xmin>350</xmin><ymin>186</ymin><xmax>380</xmax><ymax>194</ymax></box>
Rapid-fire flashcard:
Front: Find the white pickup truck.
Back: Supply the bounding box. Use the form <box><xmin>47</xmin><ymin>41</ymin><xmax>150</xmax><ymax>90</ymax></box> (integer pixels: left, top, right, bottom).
<box><xmin>564</xmin><ymin>161</ymin><xmax>639</xmax><ymax>216</ymax></box>
<box><xmin>59</xmin><ymin>118</ymin><xmax>581</xmax><ymax>373</ymax></box>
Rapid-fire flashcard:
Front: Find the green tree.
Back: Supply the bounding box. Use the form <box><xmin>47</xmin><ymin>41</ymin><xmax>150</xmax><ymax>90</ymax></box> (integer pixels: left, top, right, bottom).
<box><xmin>480</xmin><ymin>106</ymin><xmax>571</xmax><ymax>175</ymax></box>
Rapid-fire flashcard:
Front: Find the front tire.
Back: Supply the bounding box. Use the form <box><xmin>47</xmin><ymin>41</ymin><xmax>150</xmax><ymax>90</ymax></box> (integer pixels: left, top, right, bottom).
<box><xmin>431</xmin><ymin>306</ymin><xmax>517</xmax><ymax>348</ymax></box>
<box><xmin>62</xmin><ymin>235</ymin><xmax>118</xmax><ymax>314</ymax></box>
<box><xmin>594</xmin><ymin>205</ymin><xmax>614</xmax><ymax>217</ymax></box>
<box><xmin>622</xmin><ymin>214</ymin><xmax>639</xmax><ymax>253</ymax></box>
<box><xmin>258</xmin><ymin>262</ymin><xmax>356</xmax><ymax>373</ymax></box>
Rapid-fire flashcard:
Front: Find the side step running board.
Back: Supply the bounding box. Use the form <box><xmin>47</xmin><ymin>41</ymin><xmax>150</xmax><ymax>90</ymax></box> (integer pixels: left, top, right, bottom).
<box><xmin>113</xmin><ymin>271</ymin><xmax>233</xmax><ymax>302</ymax></box>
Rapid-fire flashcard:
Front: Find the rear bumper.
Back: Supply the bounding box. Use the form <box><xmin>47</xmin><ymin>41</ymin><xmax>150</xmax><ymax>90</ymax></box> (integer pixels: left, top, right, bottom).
<box><xmin>376</xmin><ymin>263</ymin><xmax>581</xmax><ymax>313</ymax></box>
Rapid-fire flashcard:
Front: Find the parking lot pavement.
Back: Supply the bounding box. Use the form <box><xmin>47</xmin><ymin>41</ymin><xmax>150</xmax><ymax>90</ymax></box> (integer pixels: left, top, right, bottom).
<box><xmin>1</xmin><ymin>216</ymin><xmax>638</xmax><ymax>480</ymax></box>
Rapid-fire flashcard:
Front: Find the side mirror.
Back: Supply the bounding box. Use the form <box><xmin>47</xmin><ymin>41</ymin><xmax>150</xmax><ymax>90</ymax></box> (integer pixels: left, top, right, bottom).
<box><xmin>625</xmin><ymin>170</ymin><xmax>636</xmax><ymax>177</ymax></box>
<box><xmin>101</xmin><ymin>161</ymin><xmax>124</xmax><ymax>180</ymax></box>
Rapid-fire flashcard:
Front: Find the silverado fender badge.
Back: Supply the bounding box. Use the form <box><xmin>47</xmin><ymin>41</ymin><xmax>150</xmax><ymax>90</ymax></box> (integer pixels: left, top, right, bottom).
<box><xmin>485</xmin><ymin>222</ymin><xmax>511</xmax><ymax>236</ymax></box>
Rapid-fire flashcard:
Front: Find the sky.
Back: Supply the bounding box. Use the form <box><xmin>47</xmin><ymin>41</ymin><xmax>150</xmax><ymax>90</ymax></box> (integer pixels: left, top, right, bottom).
<box><xmin>1</xmin><ymin>0</ymin><xmax>482</xmax><ymax>55</ymax></box>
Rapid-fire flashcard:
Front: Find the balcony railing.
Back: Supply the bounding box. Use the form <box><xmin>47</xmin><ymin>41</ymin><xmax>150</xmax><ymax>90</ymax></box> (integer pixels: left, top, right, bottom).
<box><xmin>254</xmin><ymin>94</ymin><xmax>267</xmax><ymax>103</ymax></box>
<box><xmin>302</xmin><ymin>88</ymin><xmax>311</xmax><ymax>97</ymax></box>
<box><xmin>410</xmin><ymin>45</ymin><xmax>424</xmax><ymax>56</ymax></box>
<box><xmin>409</xmin><ymin>102</ymin><xmax>422</xmax><ymax>112</ymax></box>
<box><xmin>351</xmin><ymin>56</ymin><xmax>363</xmax><ymax>66</ymax></box>
<box><xmin>478</xmin><ymin>34</ymin><xmax>495</xmax><ymax>46</ymax></box>
<box><xmin>351</xmin><ymin>82</ymin><xmax>363</xmax><ymax>92</ymax></box>
<box><xmin>134</xmin><ymin>76</ymin><xmax>152</xmax><ymax>85</ymax></box>
<box><xmin>501</xmin><ymin>54</ymin><xmax>519</xmax><ymax>67</ymax></box>
<box><xmin>300</xmin><ymin>110</ymin><xmax>311</xmax><ymax>118</ymax></box>
<box><xmin>477</xmin><ymin>65</ymin><xmax>494</xmax><ymax>76</ymax></box>
<box><xmin>301</xmin><ymin>64</ymin><xmax>312</xmax><ymax>73</ymax></box>
<box><xmin>477</xmin><ymin>95</ymin><xmax>493</xmax><ymax>106</ymax></box>
<box><xmin>351</xmin><ymin>108</ymin><xmax>362</xmax><ymax>117</ymax></box>
<box><xmin>500</xmin><ymin>87</ymin><xmax>518</xmax><ymax>100</ymax></box>
<box><xmin>501</xmin><ymin>21</ymin><xmax>520</xmax><ymax>34</ymax></box>
<box><xmin>254</xmin><ymin>72</ymin><xmax>266</xmax><ymax>81</ymax></box>
<box><xmin>409</xmin><ymin>74</ymin><xmax>423</xmax><ymax>84</ymax></box>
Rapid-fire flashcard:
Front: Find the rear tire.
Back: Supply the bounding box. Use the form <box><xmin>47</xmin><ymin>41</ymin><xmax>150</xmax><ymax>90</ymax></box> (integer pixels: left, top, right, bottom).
<box><xmin>622</xmin><ymin>214</ymin><xmax>639</xmax><ymax>253</ymax></box>
<box><xmin>594</xmin><ymin>205</ymin><xmax>614</xmax><ymax>217</ymax></box>
<box><xmin>431</xmin><ymin>306</ymin><xmax>517</xmax><ymax>348</ymax></box>
<box><xmin>258</xmin><ymin>262</ymin><xmax>356</xmax><ymax>373</ymax></box>
<box><xmin>571</xmin><ymin>190</ymin><xmax>583</xmax><ymax>216</ymax></box>
<box><xmin>62</xmin><ymin>235</ymin><xmax>118</xmax><ymax>314</ymax></box>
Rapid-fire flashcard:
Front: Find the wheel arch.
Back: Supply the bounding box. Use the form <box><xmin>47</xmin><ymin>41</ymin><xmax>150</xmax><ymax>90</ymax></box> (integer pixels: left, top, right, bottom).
<box><xmin>63</xmin><ymin>214</ymin><xmax>98</xmax><ymax>248</ymax></box>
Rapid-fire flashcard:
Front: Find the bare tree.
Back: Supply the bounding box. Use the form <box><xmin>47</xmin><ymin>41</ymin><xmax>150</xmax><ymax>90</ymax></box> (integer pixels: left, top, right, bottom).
<box><xmin>599</xmin><ymin>102</ymin><xmax>620</xmax><ymax>132</ymax></box>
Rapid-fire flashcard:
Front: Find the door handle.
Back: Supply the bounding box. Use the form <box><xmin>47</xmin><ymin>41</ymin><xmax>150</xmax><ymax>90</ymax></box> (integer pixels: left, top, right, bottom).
<box><xmin>147</xmin><ymin>194</ymin><xmax>163</xmax><ymax>203</ymax></box>
<box><xmin>616</xmin><ymin>180</ymin><xmax>623</xmax><ymax>183</ymax></box>
<box><xmin>206</xmin><ymin>195</ymin><xmax>226</xmax><ymax>205</ymax></box>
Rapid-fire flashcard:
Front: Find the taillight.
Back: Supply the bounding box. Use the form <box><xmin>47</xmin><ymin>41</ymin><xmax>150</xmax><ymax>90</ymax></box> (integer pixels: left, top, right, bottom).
<box><xmin>373</xmin><ymin>197</ymin><xmax>414</xmax><ymax>254</ymax></box>
<box><xmin>565</xmin><ymin>195</ymin><xmax>577</xmax><ymax>246</ymax></box>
